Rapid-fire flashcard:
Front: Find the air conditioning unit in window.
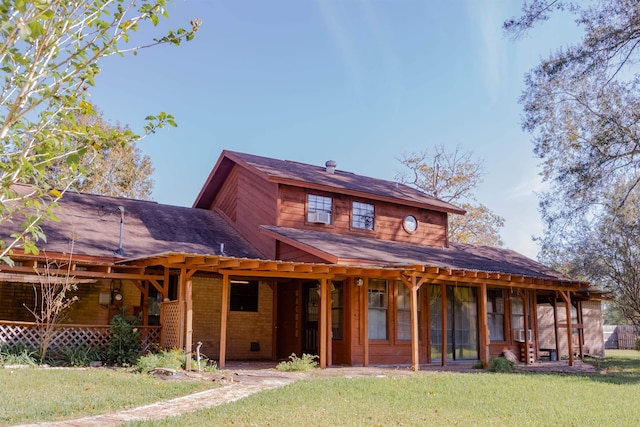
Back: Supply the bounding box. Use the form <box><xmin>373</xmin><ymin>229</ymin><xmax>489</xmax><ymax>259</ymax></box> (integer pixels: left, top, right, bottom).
<box><xmin>307</xmin><ymin>211</ymin><xmax>331</xmax><ymax>224</ymax></box>
<box><xmin>513</xmin><ymin>329</ymin><xmax>533</xmax><ymax>342</ymax></box>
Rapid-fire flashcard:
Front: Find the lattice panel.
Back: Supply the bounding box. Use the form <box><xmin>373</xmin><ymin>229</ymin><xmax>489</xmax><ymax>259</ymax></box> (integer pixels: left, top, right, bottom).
<box><xmin>160</xmin><ymin>301</ymin><xmax>182</xmax><ymax>349</ymax></box>
<box><xmin>0</xmin><ymin>322</ymin><xmax>161</xmax><ymax>354</ymax></box>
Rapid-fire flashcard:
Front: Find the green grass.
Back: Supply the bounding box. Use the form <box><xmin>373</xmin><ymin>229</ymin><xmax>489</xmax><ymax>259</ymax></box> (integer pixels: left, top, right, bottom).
<box><xmin>129</xmin><ymin>350</ymin><xmax>640</xmax><ymax>427</ymax></box>
<box><xmin>0</xmin><ymin>368</ymin><xmax>216</xmax><ymax>426</ymax></box>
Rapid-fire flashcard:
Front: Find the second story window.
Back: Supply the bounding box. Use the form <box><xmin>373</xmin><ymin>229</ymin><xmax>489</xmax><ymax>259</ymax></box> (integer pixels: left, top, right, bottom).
<box><xmin>352</xmin><ymin>201</ymin><xmax>374</xmax><ymax>230</ymax></box>
<box><xmin>307</xmin><ymin>194</ymin><xmax>332</xmax><ymax>224</ymax></box>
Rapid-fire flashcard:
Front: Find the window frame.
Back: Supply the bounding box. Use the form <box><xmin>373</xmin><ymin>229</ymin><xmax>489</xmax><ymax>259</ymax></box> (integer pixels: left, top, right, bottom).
<box><xmin>396</xmin><ymin>282</ymin><xmax>421</xmax><ymax>341</ymax></box>
<box><xmin>368</xmin><ymin>279</ymin><xmax>388</xmax><ymax>340</ymax></box>
<box><xmin>229</xmin><ymin>280</ymin><xmax>259</xmax><ymax>312</ymax></box>
<box><xmin>307</xmin><ymin>193</ymin><xmax>333</xmax><ymax>224</ymax></box>
<box><xmin>487</xmin><ymin>288</ymin><xmax>505</xmax><ymax>342</ymax></box>
<box><xmin>352</xmin><ymin>201</ymin><xmax>375</xmax><ymax>231</ymax></box>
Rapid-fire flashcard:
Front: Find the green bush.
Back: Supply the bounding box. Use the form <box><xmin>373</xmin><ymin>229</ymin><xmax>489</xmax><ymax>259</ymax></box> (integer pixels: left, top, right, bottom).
<box><xmin>0</xmin><ymin>343</ymin><xmax>39</xmax><ymax>366</ymax></box>
<box><xmin>106</xmin><ymin>310</ymin><xmax>141</xmax><ymax>367</ymax></box>
<box><xmin>472</xmin><ymin>359</ymin><xmax>485</xmax><ymax>369</ymax></box>
<box><xmin>136</xmin><ymin>349</ymin><xmax>185</xmax><ymax>373</ymax></box>
<box><xmin>634</xmin><ymin>337</ymin><xmax>640</xmax><ymax>352</ymax></box>
<box><xmin>487</xmin><ymin>356</ymin><xmax>515</xmax><ymax>373</ymax></box>
<box><xmin>276</xmin><ymin>353</ymin><xmax>318</xmax><ymax>372</ymax></box>
<box><xmin>57</xmin><ymin>344</ymin><xmax>103</xmax><ymax>367</ymax></box>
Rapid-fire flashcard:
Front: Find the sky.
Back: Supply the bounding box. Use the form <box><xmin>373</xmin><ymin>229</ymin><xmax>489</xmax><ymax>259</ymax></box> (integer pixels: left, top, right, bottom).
<box><xmin>89</xmin><ymin>0</ymin><xmax>581</xmax><ymax>260</ymax></box>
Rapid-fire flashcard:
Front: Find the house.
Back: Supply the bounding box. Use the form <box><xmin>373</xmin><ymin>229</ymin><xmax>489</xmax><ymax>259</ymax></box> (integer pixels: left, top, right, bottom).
<box><xmin>0</xmin><ymin>150</ymin><xmax>604</xmax><ymax>369</ymax></box>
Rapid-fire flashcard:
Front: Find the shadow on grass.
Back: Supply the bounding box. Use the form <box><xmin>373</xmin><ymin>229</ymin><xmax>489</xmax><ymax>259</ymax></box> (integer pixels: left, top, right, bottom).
<box><xmin>581</xmin><ymin>354</ymin><xmax>640</xmax><ymax>385</ymax></box>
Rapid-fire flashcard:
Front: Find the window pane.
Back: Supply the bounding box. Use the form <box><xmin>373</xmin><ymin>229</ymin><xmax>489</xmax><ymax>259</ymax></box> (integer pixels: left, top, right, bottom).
<box><xmin>230</xmin><ymin>281</ymin><xmax>259</xmax><ymax>312</ymax></box>
<box><xmin>368</xmin><ymin>279</ymin><xmax>387</xmax><ymax>340</ymax></box>
<box><xmin>397</xmin><ymin>283</ymin><xmax>420</xmax><ymax>341</ymax></box>
<box><xmin>308</xmin><ymin>194</ymin><xmax>332</xmax><ymax>214</ymax></box>
<box><xmin>331</xmin><ymin>282</ymin><xmax>343</xmax><ymax>340</ymax></box>
<box><xmin>487</xmin><ymin>289</ymin><xmax>505</xmax><ymax>342</ymax></box>
<box><xmin>352</xmin><ymin>201</ymin><xmax>374</xmax><ymax>230</ymax></box>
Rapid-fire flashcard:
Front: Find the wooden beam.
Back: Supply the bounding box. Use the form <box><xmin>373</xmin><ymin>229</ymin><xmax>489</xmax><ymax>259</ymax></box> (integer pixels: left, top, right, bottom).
<box><xmin>185</xmin><ymin>280</ymin><xmax>193</xmax><ymax>371</ymax></box>
<box><xmin>559</xmin><ymin>290</ymin><xmax>574</xmax><ymax>366</ymax></box>
<box><xmin>319</xmin><ymin>278</ymin><xmax>328</xmax><ymax>368</ymax></box>
<box><xmin>478</xmin><ymin>283</ymin><xmax>489</xmax><ymax>368</ymax></box>
<box><xmin>362</xmin><ymin>277</ymin><xmax>369</xmax><ymax>367</ymax></box>
<box><xmin>219</xmin><ymin>273</ymin><xmax>230</xmax><ymax>369</ymax></box>
<box><xmin>410</xmin><ymin>276</ymin><xmax>420</xmax><ymax>371</ymax></box>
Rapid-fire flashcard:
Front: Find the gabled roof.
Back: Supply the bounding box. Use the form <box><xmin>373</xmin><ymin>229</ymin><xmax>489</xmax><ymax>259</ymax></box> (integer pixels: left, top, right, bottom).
<box><xmin>194</xmin><ymin>150</ymin><xmax>466</xmax><ymax>214</ymax></box>
<box><xmin>260</xmin><ymin>225</ymin><xmax>581</xmax><ymax>285</ymax></box>
<box><xmin>2</xmin><ymin>187</ymin><xmax>263</xmax><ymax>261</ymax></box>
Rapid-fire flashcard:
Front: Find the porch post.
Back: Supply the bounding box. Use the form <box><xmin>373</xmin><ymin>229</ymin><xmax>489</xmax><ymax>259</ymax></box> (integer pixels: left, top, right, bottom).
<box><xmin>219</xmin><ymin>273</ymin><xmax>230</xmax><ymax>369</ymax></box>
<box><xmin>441</xmin><ymin>283</ymin><xmax>447</xmax><ymax>366</ymax></box>
<box><xmin>362</xmin><ymin>277</ymin><xmax>369</xmax><ymax>367</ymax></box>
<box><xmin>185</xmin><ymin>280</ymin><xmax>193</xmax><ymax>371</ymax></box>
<box><xmin>178</xmin><ymin>269</ymin><xmax>186</xmax><ymax>349</ymax></box>
<box><xmin>553</xmin><ymin>293</ymin><xmax>560</xmax><ymax>359</ymax></box>
<box><xmin>559</xmin><ymin>290</ymin><xmax>574</xmax><ymax>366</ymax></box>
<box><xmin>519</xmin><ymin>290</ymin><xmax>531</xmax><ymax>365</ymax></box>
<box><xmin>478</xmin><ymin>283</ymin><xmax>489</xmax><ymax>368</ymax></box>
<box><xmin>410</xmin><ymin>276</ymin><xmax>420</xmax><ymax>371</ymax></box>
<box><xmin>327</xmin><ymin>280</ymin><xmax>333</xmax><ymax>367</ymax></box>
<box><xmin>319</xmin><ymin>278</ymin><xmax>328</xmax><ymax>368</ymax></box>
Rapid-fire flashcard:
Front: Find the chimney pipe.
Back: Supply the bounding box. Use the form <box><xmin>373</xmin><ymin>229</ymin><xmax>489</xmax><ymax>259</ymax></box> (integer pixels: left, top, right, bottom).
<box><xmin>114</xmin><ymin>206</ymin><xmax>127</xmax><ymax>256</ymax></box>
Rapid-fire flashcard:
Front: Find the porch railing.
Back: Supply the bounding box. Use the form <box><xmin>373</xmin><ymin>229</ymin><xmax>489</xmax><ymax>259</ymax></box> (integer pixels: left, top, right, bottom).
<box><xmin>0</xmin><ymin>320</ymin><xmax>161</xmax><ymax>354</ymax></box>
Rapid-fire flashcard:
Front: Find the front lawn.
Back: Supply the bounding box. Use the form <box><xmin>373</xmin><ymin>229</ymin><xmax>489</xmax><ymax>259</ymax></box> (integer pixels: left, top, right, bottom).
<box><xmin>130</xmin><ymin>350</ymin><xmax>640</xmax><ymax>427</ymax></box>
<box><xmin>0</xmin><ymin>368</ymin><xmax>216</xmax><ymax>426</ymax></box>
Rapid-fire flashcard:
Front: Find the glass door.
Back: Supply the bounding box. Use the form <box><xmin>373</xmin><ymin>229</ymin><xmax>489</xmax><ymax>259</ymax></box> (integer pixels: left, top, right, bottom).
<box><xmin>430</xmin><ymin>285</ymin><xmax>479</xmax><ymax>361</ymax></box>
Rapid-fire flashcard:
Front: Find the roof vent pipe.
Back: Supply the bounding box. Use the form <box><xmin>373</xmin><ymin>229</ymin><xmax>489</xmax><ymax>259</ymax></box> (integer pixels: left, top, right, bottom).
<box><xmin>114</xmin><ymin>206</ymin><xmax>127</xmax><ymax>257</ymax></box>
<box><xmin>325</xmin><ymin>160</ymin><xmax>337</xmax><ymax>174</ymax></box>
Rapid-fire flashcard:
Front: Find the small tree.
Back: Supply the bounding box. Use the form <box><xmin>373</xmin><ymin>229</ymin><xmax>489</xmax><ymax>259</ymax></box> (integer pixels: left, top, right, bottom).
<box><xmin>107</xmin><ymin>309</ymin><xmax>141</xmax><ymax>366</ymax></box>
<box><xmin>24</xmin><ymin>250</ymin><xmax>79</xmax><ymax>362</ymax></box>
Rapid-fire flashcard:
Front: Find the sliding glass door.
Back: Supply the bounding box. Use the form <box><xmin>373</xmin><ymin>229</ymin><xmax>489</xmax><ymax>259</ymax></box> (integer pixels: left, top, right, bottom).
<box><xmin>430</xmin><ymin>285</ymin><xmax>479</xmax><ymax>361</ymax></box>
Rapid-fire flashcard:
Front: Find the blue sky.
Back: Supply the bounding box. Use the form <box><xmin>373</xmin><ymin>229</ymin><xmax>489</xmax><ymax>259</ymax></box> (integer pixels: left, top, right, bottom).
<box><xmin>89</xmin><ymin>0</ymin><xmax>580</xmax><ymax>259</ymax></box>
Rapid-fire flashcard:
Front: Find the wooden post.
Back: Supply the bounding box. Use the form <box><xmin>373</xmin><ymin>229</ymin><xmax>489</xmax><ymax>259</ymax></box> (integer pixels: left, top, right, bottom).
<box><xmin>327</xmin><ymin>280</ymin><xmax>333</xmax><ymax>367</ymax></box>
<box><xmin>185</xmin><ymin>280</ymin><xmax>193</xmax><ymax>371</ymax></box>
<box><xmin>410</xmin><ymin>276</ymin><xmax>420</xmax><ymax>371</ymax></box>
<box><xmin>219</xmin><ymin>273</ymin><xmax>230</xmax><ymax>369</ymax></box>
<box><xmin>178</xmin><ymin>269</ymin><xmax>186</xmax><ymax>349</ymax></box>
<box><xmin>553</xmin><ymin>293</ymin><xmax>560</xmax><ymax>360</ymax></box>
<box><xmin>141</xmin><ymin>281</ymin><xmax>149</xmax><ymax>326</ymax></box>
<box><xmin>520</xmin><ymin>290</ymin><xmax>530</xmax><ymax>364</ymax></box>
<box><xmin>271</xmin><ymin>281</ymin><xmax>278</xmax><ymax>361</ymax></box>
<box><xmin>478</xmin><ymin>283</ymin><xmax>489</xmax><ymax>368</ymax></box>
<box><xmin>319</xmin><ymin>278</ymin><xmax>328</xmax><ymax>368</ymax></box>
<box><xmin>362</xmin><ymin>277</ymin><xmax>369</xmax><ymax>367</ymax></box>
<box><xmin>441</xmin><ymin>283</ymin><xmax>447</xmax><ymax>366</ymax></box>
<box><xmin>559</xmin><ymin>290</ymin><xmax>574</xmax><ymax>366</ymax></box>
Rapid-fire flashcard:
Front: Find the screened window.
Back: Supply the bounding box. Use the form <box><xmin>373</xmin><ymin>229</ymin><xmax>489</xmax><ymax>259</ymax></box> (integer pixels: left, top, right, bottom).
<box><xmin>331</xmin><ymin>282</ymin><xmax>344</xmax><ymax>340</ymax></box>
<box><xmin>368</xmin><ymin>279</ymin><xmax>388</xmax><ymax>340</ymax></box>
<box><xmin>487</xmin><ymin>288</ymin><xmax>505</xmax><ymax>341</ymax></box>
<box><xmin>308</xmin><ymin>194</ymin><xmax>332</xmax><ymax>214</ymax></box>
<box><xmin>397</xmin><ymin>283</ymin><xmax>421</xmax><ymax>341</ymax></box>
<box><xmin>230</xmin><ymin>281</ymin><xmax>259</xmax><ymax>312</ymax></box>
<box><xmin>352</xmin><ymin>201</ymin><xmax>374</xmax><ymax>230</ymax></box>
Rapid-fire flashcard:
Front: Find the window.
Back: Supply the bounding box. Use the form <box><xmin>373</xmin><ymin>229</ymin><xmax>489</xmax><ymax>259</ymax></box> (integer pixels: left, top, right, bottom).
<box><xmin>368</xmin><ymin>279</ymin><xmax>388</xmax><ymax>340</ymax></box>
<box><xmin>487</xmin><ymin>288</ymin><xmax>505</xmax><ymax>341</ymax></box>
<box><xmin>397</xmin><ymin>283</ymin><xmax>421</xmax><ymax>341</ymax></box>
<box><xmin>308</xmin><ymin>194</ymin><xmax>332</xmax><ymax>214</ymax></box>
<box><xmin>331</xmin><ymin>282</ymin><xmax>344</xmax><ymax>340</ymax></box>
<box><xmin>352</xmin><ymin>201</ymin><xmax>374</xmax><ymax>230</ymax></box>
<box><xmin>511</xmin><ymin>290</ymin><xmax>524</xmax><ymax>340</ymax></box>
<box><xmin>230</xmin><ymin>281</ymin><xmax>259</xmax><ymax>312</ymax></box>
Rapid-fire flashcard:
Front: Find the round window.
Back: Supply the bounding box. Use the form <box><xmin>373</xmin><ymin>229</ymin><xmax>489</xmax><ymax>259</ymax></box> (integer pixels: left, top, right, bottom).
<box><xmin>403</xmin><ymin>215</ymin><xmax>418</xmax><ymax>233</ymax></box>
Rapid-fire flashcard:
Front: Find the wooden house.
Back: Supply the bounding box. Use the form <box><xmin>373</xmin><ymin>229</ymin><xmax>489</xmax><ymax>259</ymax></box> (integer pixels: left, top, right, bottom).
<box><xmin>0</xmin><ymin>150</ymin><xmax>604</xmax><ymax>369</ymax></box>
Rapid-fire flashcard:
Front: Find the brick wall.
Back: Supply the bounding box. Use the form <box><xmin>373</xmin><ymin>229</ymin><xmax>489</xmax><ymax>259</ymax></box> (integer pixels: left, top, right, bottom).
<box><xmin>191</xmin><ymin>277</ymin><xmax>273</xmax><ymax>360</ymax></box>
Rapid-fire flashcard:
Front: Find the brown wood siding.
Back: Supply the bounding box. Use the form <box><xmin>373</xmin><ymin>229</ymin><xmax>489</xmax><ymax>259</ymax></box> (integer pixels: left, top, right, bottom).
<box><xmin>212</xmin><ymin>165</ymin><xmax>279</xmax><ymax>258</ymax></box>
<box><xmin>278</xmin><ymin>242</ymin><xmax>330</xmax><ymax>263</ymax></box>
<box><xmin>277</xmin><ymin>185</ymin><xmax>447</xmax><ymax>247</ymax></box>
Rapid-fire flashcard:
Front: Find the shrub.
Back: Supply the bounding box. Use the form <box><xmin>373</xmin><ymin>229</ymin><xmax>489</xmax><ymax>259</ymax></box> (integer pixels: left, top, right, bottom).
<box><xmin>106</xmin><ymin>311</ymin><xmax>141</xmax><ymax>367</ymax></box>
<box><xmin>487</xmin><ymin>356</ymin><xmax>515</xmax><ymax>373</ymax></box>
<box><xmin>0</xmin><ymin>343</ymin><xmax>39</xmax><ymax>366</ymax></box>
<box><xmin>58</xmin><ymin>344</ymin><xmax>103</xmax><ymax>367</ymax></box>
<box><xmin>472</xmin><ymin>359</ymin><xmax>485</xmax><ymax>369</ymax></box>
<box><xmin>635</xmin><ymin>337</ymin><xmax>640</xmax><ymax>352</ymax></box>
<box><xmin>276</xmin><ymin>353</ymin><xmax>318</xmax><ymax>372</ymax></box>
<box><xmin>136</xmin><ymin>349</ymin><xmax>185</xmax><ymax>373</ymax></box>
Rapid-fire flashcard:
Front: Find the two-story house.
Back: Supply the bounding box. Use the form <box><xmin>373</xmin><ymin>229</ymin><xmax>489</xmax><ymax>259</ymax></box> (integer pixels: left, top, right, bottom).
<box><xmin>0</xmin><ymin>150</ymin><xmax>604</xmax><ymax>369</ymax></box>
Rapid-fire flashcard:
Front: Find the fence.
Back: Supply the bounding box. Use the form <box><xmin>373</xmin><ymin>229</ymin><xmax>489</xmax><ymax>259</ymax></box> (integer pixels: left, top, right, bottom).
<box><xmin>0</xmin><ymin>320</ymin><xmax>161</xmax><ymax>354</ymax></box>
<box><xmin>603</xmin><ymin>325</ymin><xmax>638</xmax><ymax>349</ymax></box>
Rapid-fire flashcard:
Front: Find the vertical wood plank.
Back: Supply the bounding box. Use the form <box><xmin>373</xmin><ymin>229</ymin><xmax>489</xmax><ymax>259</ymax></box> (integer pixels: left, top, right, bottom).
<box><xmin>219</xmin><ymin>273</ymin><xmax>230</xmax><ymax>369</ymax></box>
<box><xmin>363</xmin><ymin>278</ymin><xmax>369</xmax><ymax>367</ymax></box>
<box><xmin>478</xmin><ymin>283</ymin><xmax>489</xmax><ymax>368</ymax></box>
<box><xmin>185</xmin><ymin>280</ymin><xmax>193</xmax><ymax>371</ymax></box>
<box><xmin>319</xmin><ymin>278</ymin><xmax>327</xmax><ymax>368</ymax></box>
<box><xmin>327</xmin><ymin>280</ymin><xmax>333</xmax><ymax>367</ymax></box>
<box><xmin>441</xmin><ymin>283</ymin><xmax>447</xmax><ymax>367</ymax></box>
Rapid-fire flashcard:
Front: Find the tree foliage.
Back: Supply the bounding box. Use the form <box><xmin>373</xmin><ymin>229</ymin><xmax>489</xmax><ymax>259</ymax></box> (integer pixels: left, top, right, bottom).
<box><xmin>396</xmin><ymin>145</ymin><xmax>505</xmax><ymax>246</ymax></box>
<box><xmin>0</xmin><ymin>0</ymin><xmax>199</xmax><ymax>263</ymax></box>
<box><xmin>506</xmin><ymin>0</ymin><xmax>640</xmax><ymax>329</ymax></box>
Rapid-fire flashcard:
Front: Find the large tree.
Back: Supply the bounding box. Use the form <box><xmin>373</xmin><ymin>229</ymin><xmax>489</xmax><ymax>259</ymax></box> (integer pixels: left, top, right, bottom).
<box><xmin>0</xmin><ymin>1</ymin><xmax>199</xmax><ymax>262</ymax></box>
<box><xmin>506</xmin><ymin>1</ymin><xmax>640</xmax><ymax>328</ymax></box>
<box><xmin>396</xmin><ymin>145</ymin><xmax>505</xmax><ymax>247</ymax></box>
